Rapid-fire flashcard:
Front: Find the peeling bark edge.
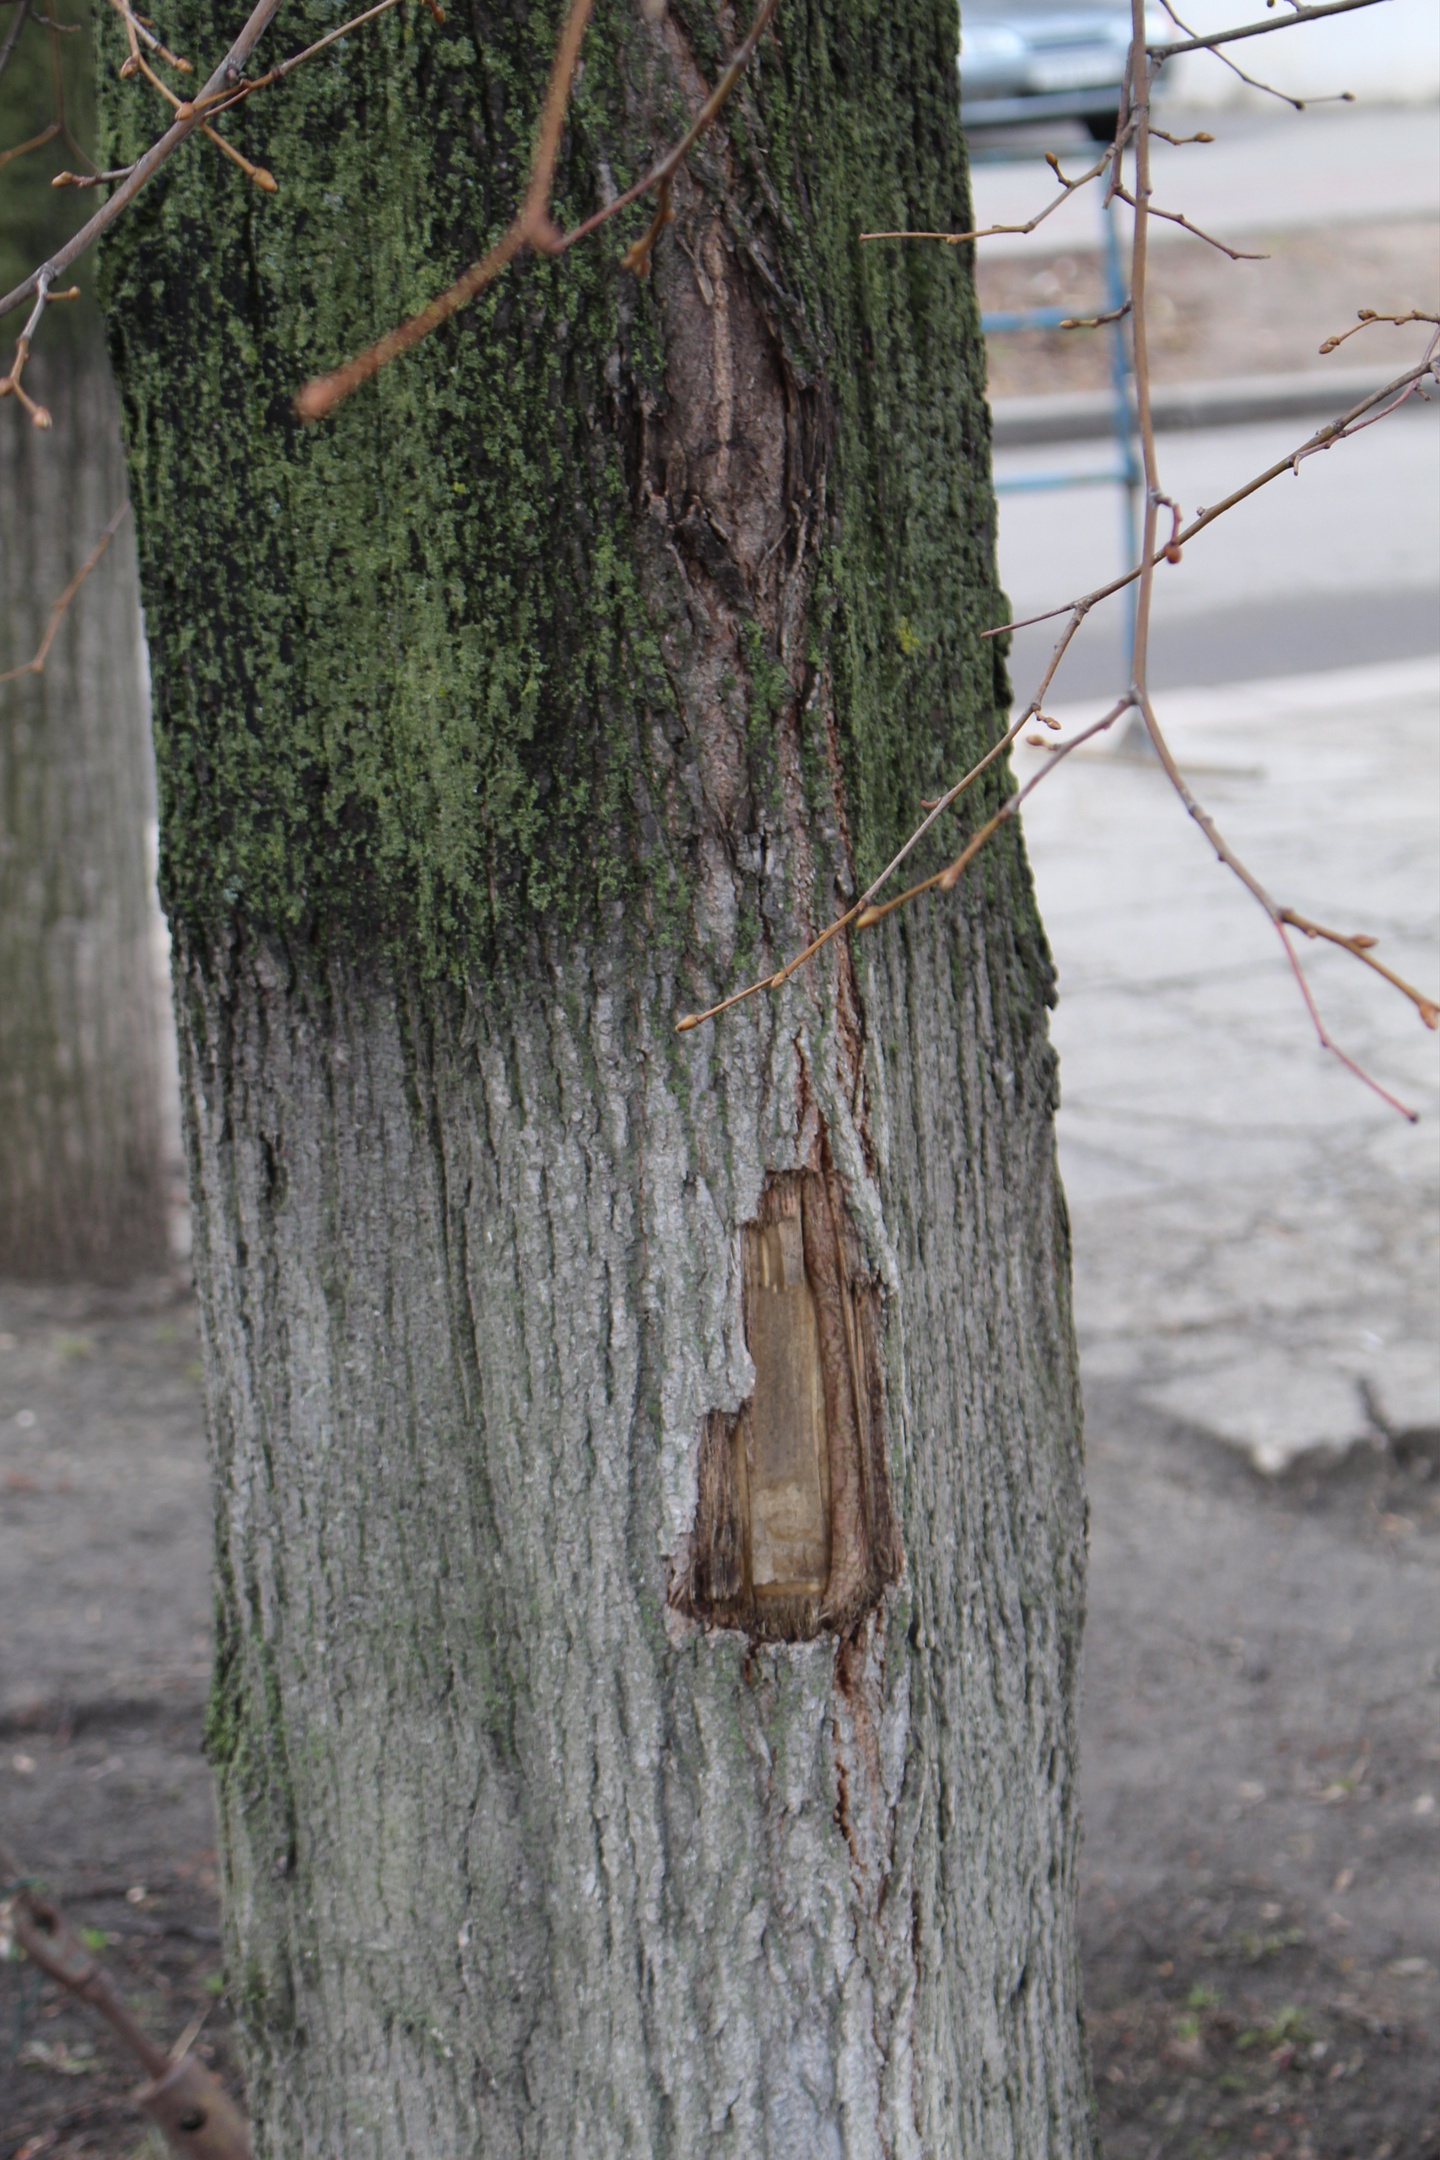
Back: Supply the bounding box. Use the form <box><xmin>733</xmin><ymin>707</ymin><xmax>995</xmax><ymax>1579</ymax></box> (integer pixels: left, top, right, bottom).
<box><xmin>674</xmin><ymin>1155</ymin><xmax>901</xmax><ymax>1642</ymax></box>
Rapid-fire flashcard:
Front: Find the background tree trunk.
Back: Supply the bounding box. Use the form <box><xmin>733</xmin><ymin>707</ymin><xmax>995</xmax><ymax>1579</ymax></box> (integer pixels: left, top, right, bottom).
<box><xmin>99</xmin><ymin>0</ymin><xmax>1094</xmax><ymax>2150</ymax></box>
<box><xmin>0</xmin><ymin>9</ymin><xmax>170</xmax><ymax>1281</ymax></box>
<box><xmin>0</xmin><ymin>314</ymin><xmax>170</xmax><ymax>1281</ymax></box>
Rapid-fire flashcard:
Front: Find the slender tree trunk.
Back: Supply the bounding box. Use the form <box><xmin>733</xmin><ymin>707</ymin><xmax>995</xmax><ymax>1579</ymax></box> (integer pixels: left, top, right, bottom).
<box><xmin>0</xmin><ymin>318</ymin><xmax>169</xmax><ymax>1281</ymax></box>
<box><xmin>100</xmin><ymin>1</ymin><xmax>1093</xmax><ymax>2150</ymax></box>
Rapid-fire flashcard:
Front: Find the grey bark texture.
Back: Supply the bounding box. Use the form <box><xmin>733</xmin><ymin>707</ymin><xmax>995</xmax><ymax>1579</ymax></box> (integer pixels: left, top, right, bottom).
<box><xmin>0</xmin><ymin>323</ymin><xmax>170</xmax><ymax>1281</ymax></box>
<box><xmin>96</xmin><ymin>0</ymin><xmax>1096</xmax><ymax>2146</ymax></box>
<box><xmin>184</xmin><ymin>907</ymin><xmax>1089</xmax><ymax>2158</ymax></box>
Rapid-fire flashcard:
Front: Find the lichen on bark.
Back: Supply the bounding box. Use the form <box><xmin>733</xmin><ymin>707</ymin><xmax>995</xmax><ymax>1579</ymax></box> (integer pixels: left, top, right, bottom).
<box><xmin>95</xmin><ymin>1</ymin><xmax>1094</xmax><ymax>2151</ymax></box>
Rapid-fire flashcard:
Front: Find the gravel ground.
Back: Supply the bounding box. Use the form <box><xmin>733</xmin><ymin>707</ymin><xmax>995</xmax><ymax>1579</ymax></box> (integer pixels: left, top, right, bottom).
<box><xmin>2</xmin><ymin>1282</ymin><xmax>1437</xmax><ymax>2159</ymax></box>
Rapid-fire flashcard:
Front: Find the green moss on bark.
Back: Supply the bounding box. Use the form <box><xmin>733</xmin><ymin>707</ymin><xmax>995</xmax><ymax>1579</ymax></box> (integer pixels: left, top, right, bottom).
<box><xmin>97</xmin><ymin>0</ymin><xmax>1014</xmax><ymax>983</ymax></box>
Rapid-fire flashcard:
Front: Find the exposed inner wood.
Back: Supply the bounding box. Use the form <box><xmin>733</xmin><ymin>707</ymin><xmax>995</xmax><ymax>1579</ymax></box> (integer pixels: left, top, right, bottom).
<box><xmin>677</xmin><ymin>1163</ymin><xmax>900</xmax><ymax>1642</ymax></box>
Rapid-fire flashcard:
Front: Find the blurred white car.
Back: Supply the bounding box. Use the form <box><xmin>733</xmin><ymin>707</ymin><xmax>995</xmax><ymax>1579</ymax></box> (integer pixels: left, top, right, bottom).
<box><xmin>960</xmin><ymin>1</ymin><xmax>1144</xmax><ymax>141</ymax></box>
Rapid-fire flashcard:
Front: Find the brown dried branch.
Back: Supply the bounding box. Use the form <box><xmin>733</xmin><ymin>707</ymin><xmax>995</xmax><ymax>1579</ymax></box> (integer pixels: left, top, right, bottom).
<box><xmin>0</xmin><ymin>1845</ymin><xmax>251</xmax><ymax>2158</ymax></box>
<box><xmin>675</xmin><ymin>616</ymin><xmax>1094</xmax><ymax>1033</ymax></box>
<box><xmin>1147</xmin><ymin>0</ymin><xmax>1391</xmax><ymax>60</ymax></box>
<box><xmin>1281</xmin><ymin>911</ymin><xmax>1439</xmax><ymax>1030</ymax></box>
<box><xmin>0</xmin><ymin>116</ymin><xmax>59</xmax><ymax>169</ymax></box>
<box><xmin>1059</xmin><ymin>298</ymin><xmax>1131</xmax><ymax>330</ymax></box>
<box><xmin>292</xmin><ymin>0</ymin><xmax>594</xmax><ymax>420</ymax></box>
<box><xmin>0</xmin><ymin>0</ymin><xmax>285</xmax><ymax>328</ymax></box>
<box><xmin>679</xmin><ymin>0</ymin><xmax>1437</xmax><ymax>1103</ymax></box>
<box><xmin>104</xmin><ymin>0</ymin><xmax>190</xmax><ymax>74</ymax></box>
<box><xmin>128</xmin><ymin>39</ymin><xmax>275</xmax><ymax>190</ymax></box>
<box><xmin>1110</xmin><ymin>182</ymin><xmax>1267</xmax><ymax>259</ymax></box>
<box><xmin>1117</xmin><ymin>0</ymin><xmax>1423</xmax><ymax>1118</ymax></box>
<box><xmin>200</xmin><ymin>0</ymin><xmax>404</xmax><ymax>118</ymax></box>
<box><xmin>859</xmin><ymin>143</ymin><xmax>1113</xmax><ymax>250</ymax></box>
<box><xmin>987</xmin><ymin>356</ymin><xmax>1439</xmax><ymax>642</ymax></box>
<box><xmin>295</xmin><ymin>0</ymin><xmax>782</xmax><ymax>421</ymax></box>
<box><xmin>0</xmin><ymin>275</ymin><xmax>81</xmax><ymax>427</ymax></box>
<box><xmin>52</xmin><ymin>160</ymin><xmax>137</xmax><ymax>186</ymax></box>
<box><xmin>0</xmin><ymin>503</ymin><xmax>129</xmax><ymax>680</ymax></box>
<box><xmin>0</xmin><ymin>0</ymin><xmax>32</xmax><ymax>88</ymax></box>
<box><xmin>852</xmin><ymin>701</ymin><xmax>1133</xmax><ymax>930</ymax></box>
<box><xmin>1319</xmin><ymin>306</ymin><xmax>1440</xmax><ymax>355</ymax></box>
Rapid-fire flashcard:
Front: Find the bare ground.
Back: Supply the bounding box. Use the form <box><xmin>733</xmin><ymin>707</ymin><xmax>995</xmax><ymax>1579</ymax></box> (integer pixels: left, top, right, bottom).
<box><xmin>2</xmin><ymin>1282</ymin><xmax>1437</xmax><ymax>2157</ymax></box>
<box><xmin>977</xmin><ymin>215</ymin><xmax>1440</xmax><ymax>402</ymax></box>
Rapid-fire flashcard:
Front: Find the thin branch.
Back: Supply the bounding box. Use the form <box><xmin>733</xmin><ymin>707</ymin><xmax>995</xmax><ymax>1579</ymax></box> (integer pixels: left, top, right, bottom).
<box><xmin>0</xmin><ymin>0</ymin><xmax>285</xmax><ymax>326</ymax></box>
<box><xmin>1120</xmin><ymin>4</ymin><xmax>1421</xmax><ymax>1116</ymax></box>
<box><xmin>202</xmin><ymin>0</ymin><xmax>402</xmax><ymax>115</ymax></box>
<box><xmin>127</xmin><ymin>37</ymin><xmax>275</xmax><ymax>190</ymax></box>
<box><xmin>1280</xmin><ymin>911</ymin><xmax>1438</xmax><ymax>1030</ymax></box>
<box><xmin>293</xmin><ymin>0</ymin><xmax>595</xmax><ymax>419</ymax></box>
<box><xmin>104</xmin><ymin>0</ymin><xmax>189</xmax><ymax>74</ymax></box>
<box><xmin>1320</xmin><ymin>306</ymin><xmax>1440</xmax><ymax>355</ymax></box>
<box><xmin>1059</xmin><ymin>299</ymin><xmax>1131</xmax><ymax>330</ymax></box>
<box><xmin>1274</xmin><ymin>919</ymin><xmax>1418</xmax><ymax>1118</ymax></box>
<box><xmin>0</xmin><ymin>0</ymin><xmax>31</xmax><ymax>88</ymax></box>
<box><xmin>852</xmin><ymin>701</ymin><xmax>1133</xmax><ymax>930</ymax></box>
<box><xmin>1148</xmin><ymin>0</ymin><xmax>1391</xmax><ymax>60</ymax></box>
<box><xmin>0</xmin><ymin>274</ymin><xmax>81</xmax><ymax>426</ymax></box>
<box><xmin>679</xmin><ymin>0</ymin><xmax>1438</xmax><ymax>1098</ymax></box>
<box><xmin>1111</xmin><ymin>182</ymin><xmax>1266</xmax><ymax>259</ymax></box>
<box><xmin>859</xmin><ymin>145</ymin><xmax>1113</xmax><ymax>250</ymax></box>
<box><xmin>0</xmin><ymin>117</ymin><xmax>58</xmax><ymax>169</ymax></box>
<box><xmin>1157</xmin><ymin>0</ymin><xmax>1347</xmax><ymax>110</ymax></box>
<box><xmin>675</xmin><ymin>614</ymin><xmax>1094</xmax><ymax>1033</ymax></box>
<box><xmin>985</xmin><ymin>357</ymin><xmax>1439</xmax><ymax>641</ymax></box>
<box><xmin>0</xmin><ymin>503</ymin><xmax>129</xmax><ymax>683</ymax></box>
<box><xmin>297</xmin><ymin>0</ymin><xmax>782</xmax><ymax>421</ymax></box>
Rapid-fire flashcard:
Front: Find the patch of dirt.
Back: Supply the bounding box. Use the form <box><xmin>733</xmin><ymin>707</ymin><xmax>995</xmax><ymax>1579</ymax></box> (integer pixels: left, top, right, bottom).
<box><xmin>1080</xmin><ymin>1386</ymin><xmax>1440</xmax><ymax>2159</ymax></box>
<box><xmin>977</xmin><ymin>215</ymin><xmax>1440</xmax><ymax>400</ymax></box>
<box><xmin>3</xmin><ymin>1286</ymin><xmax>1438</xmax><ymax>2154</ymax></box>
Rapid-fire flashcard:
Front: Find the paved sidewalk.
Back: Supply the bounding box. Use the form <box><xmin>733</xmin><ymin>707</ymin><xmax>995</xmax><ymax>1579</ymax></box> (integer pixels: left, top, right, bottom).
<box><xmin>1017</xmin><ymin>656</ymin><xmax>1440</xmax><ymax>1473</ymax></box>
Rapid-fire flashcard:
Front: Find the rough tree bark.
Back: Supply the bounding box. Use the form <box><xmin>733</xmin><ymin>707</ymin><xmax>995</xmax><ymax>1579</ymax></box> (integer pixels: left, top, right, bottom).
<box><xmin>99</xmin><ymin>0</ymin><xmax>1093</xmax><ymax>2150</ymax></box>
<box><xmin>0</xmin><ymin>314</ymin><xmax>170</xmax><ymax>1280</ymax></box>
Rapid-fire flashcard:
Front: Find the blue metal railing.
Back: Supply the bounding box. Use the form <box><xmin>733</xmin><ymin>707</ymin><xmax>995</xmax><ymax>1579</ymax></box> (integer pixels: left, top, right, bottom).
<box><xmin>983</xmin><ymin>193</ymin><xmax>1140</xmax><ymax>663</ymax></box>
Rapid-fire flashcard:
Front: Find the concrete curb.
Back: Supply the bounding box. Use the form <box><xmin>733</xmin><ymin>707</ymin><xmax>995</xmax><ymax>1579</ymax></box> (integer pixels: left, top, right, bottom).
<box><xmin>989</xmin><ymin>363</ymin><xmax>1436</xmax><ymax>447</ymax></box>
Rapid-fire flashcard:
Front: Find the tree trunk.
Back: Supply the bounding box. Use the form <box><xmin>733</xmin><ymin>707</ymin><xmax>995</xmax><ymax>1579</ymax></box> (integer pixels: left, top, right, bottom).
<box><xmin>0</xmin><ymin>315</ymin><xmax>170</xmax><ymax>1281</ymax></box>
<box><xmin>99</xmin><ymin>0</ymin><xmax>1093</xmax><ymax>2150</ymax></box>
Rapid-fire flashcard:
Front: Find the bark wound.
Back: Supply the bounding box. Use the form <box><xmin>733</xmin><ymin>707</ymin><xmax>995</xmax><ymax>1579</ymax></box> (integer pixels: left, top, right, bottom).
<box><xmin>678</xmin><ymin>1167</ymin><xmax>900</xmax><ymax>1641</ymax></box>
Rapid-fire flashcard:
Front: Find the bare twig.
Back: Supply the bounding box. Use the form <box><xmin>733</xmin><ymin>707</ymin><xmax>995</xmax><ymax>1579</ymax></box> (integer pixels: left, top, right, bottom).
<box><xmin>0</xmin><ymin>117</ymin><xmax>59</xmax><ymax>170</ymax></box>
<box><xmin>0</xmin><ymin>0</ymin><xmax>285</xmax><ymax>327</ymax></box>
<box><xmin>201</xmin><ymin>0</ymin><xmax>403</xmax><ymax>116</ymax></box>
<box><xmin>1110</xmin><ymin>182</ymin><xmax>1266</xmax><ymax>259</ymax></box>
<box><xmin>0</xmin><ymin>503</ymin><xmax>129</xmax><ymax>681</ymax></box>
<box><xmin>1147</xmin><ymin>0</ymin><xmax>1391</xmax><ymax>60</ymax></box>
<box><xmin>0</xmin><ymin>0</ymin><xmax>32</xmax><ymax>87</ymax></box>
<box><xmin>296</xmin><ymin>0</ymin><xmax>782</xmax><ymax>421</ymax></box>
<box><xmin>1119</xmin><ymin>0</ymin><xmax>1421</xmax><ymax>1117</ymax></box>
<box><xmin>1059</xmin><ymin>299</ymin><xmax>1131</xmax><ymax>330</ymax></box>
<box><xmin>52</xmin><ymin>161</ymin><xmax>137</xmax><ymax>186</ymax></box>
<box><xmin>104</xmin><ymin>0</ymin><xmax>190</xmax><ymax>74</ymax></box>
<box><xmin>0</xmin><ymin>275</ymin><xmax>81</xmax><ymax>427</ymax></box>
<box><xmin>1</xmin><ymin>1844</ymin><xmax>251</xmax><ymax>2158</ymax></box>
<box><xmin>1320</xmin><ymin>306</ymin><xmax>1440</xmax><ymax>355</ymax></box>
<box><xmin>986</xmin><ymin>357</ymin><xmax>1439</xmax><ymax>641</ymax></box>
<box><xmin>679</xmin><ymin>0</ymin><xmax>1438</xmax><ymax>1101</ymax></box>
<box><xmin>860</xmin><ymin>144</ymin><xmax>1113</xmax><ymax>250</ymax></box>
